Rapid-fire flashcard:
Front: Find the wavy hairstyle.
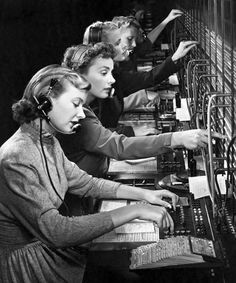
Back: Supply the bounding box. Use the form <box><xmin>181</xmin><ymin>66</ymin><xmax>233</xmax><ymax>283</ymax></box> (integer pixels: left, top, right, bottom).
<box><xmin>112</xmin><ymin>15</ymin><xmax>146</xmax><ymax>43</ymax></box>
<box><xmin>61</xmin><ymin>42</ymin><xmax>116</xmax><ymax>74</ymax></box>
<box><xmin>112</xmin><ymin>15</ymin><xmax>141</xmax><ymax>30</ymax></box>
<box><xmin>12</xmin><ymin>64</ymin><xmax>90</xmax><ymax>124</ymax></box>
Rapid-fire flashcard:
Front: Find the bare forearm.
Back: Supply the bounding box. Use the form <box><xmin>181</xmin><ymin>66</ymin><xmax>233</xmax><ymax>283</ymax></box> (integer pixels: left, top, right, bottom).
<box><xmin>116</xmin><ymin>184</ymin><xmax>149</xmax><ymax>201</ymax></box>
<box><xmin>110</xmin><ymin>205</ymin><xmax>139</xmax><ymax>227</ymax></box>
<box><xmin>110</xmin><ymin>203</ymin><xmax>175</xmax><ymax>232</ymax></box>
<box><xmin>147</xmin><ymin>19</ymin><xmax>169</xmax><ymax>44</ymax></box>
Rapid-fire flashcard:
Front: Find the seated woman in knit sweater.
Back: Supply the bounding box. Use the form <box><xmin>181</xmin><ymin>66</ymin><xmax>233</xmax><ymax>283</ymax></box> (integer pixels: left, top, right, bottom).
<box><xmin>59</xmin><ymin>42</ymin><xmax>224</xmax><ymax>179</ymax></box>
<box><xmin>0</xmin><ymin>64</ymin><xmax>179</xmax><ymax>283</ymax></box>
<box><xmin>82</xmin><ymin>20</ymin><xmax>197</xmax><ymax>130</ymax></box>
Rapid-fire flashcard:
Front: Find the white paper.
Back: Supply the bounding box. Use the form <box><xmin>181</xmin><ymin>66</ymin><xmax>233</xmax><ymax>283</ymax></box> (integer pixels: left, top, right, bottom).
<box><xmin>125</xmin><ymin>157</ymin><xmax>156</xmax><ymax>164</ymax></box>
<box><xmin>115</xmin><ymin>222</ymin><xmax>155</xmax><ymax>234</ymax></box>
<box><xmin>161</xmin><ymin>43</ymin><xmax>169</xmax><ymax>50</ymax></box>
<box><xmin>168</xmin><ymin>74</ymin><xmax>179</xmax><ymax>85</ymax></box>
<box><xmin>175</xmin><ymin>98</ymin><xmax>191</xmax><ymax>121</ymax></box>
<box><xmin>100</xmin><ymin>200</ymin><xmax>127</xmax><ymax>211</ymax></box>
<box><xmin>216</xmin><ymin>174</ymin><xmax>227</xmax><ymax>194</ymax></box>
<box><xmin>137</xmin><ymin>65</ymin><xmax>153</xmax><ymax>72</ymax></box>
<box><xmin>188</xmin><ymin>175</ymin><xmax>211</xmax><ymax>199</ymax></box>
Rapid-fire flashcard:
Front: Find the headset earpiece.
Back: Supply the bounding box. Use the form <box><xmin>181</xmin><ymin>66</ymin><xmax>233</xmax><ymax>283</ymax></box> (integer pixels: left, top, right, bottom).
<box><xmin>33</xmin><ymin>78</ymin><xmax>58</xmax><ymax>121</ymax></box>
<box><xmin>33</xmin><ymin>94</ymin><xmax>52</xmax><ymax>121</ymax></box>
<box><xmin>88</xmin><ymin>26</ymin><xmax>103</xmax><ymax>44</ymax></box>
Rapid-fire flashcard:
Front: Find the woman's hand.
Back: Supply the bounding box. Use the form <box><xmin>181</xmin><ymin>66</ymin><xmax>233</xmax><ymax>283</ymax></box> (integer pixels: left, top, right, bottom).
<box><xmin>172</xmin><ymin>41</ymin><xmax>198</xmax><ymax>62</ymax></box>
<box><xmin>136</xmin><ymin>204</ymin><xmax>174</xmax><ymax>232</ymax></box>
<box><xmin>165</xmin><ymin>9</ymin><xmax>183</xmax><ymax>23</ymax></box>
<box><xmin>171</xmin><ymin>129</ymin><xmax>226</xmax><ymax>150</ymax></box>
<box><xmin>146</xmin><ymin>90</ymin><xmax>160</xmax><ymax>106</ymax></box>
<box><xmin>144</xmin><ymin>189</ymin><xmax>179</xmax><ymax>210</ymax></box>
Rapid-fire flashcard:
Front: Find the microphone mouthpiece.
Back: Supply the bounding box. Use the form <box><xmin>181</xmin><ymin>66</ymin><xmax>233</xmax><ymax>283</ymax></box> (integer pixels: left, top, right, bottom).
<box><xmin>109</xmin><ymin>88</ymin><xmax>115</xmax><ymax>98</ymax></box>
<box><xmin>127</xmin><ymin>49</ymin><xmax>134</xmax><ymax>56</ymax></box>
<box><xmin>72</xmin><ymin>123</ymin><xmax>81</xmax><ymax>133</ymax></box>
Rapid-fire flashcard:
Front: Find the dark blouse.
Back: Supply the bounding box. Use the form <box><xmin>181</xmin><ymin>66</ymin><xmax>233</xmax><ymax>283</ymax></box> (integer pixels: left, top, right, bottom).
<box><xmin>91</xmin><ymin>56</ymin><xmax>181</xmax><ymax>128</ymax></box>
<box><xmin>58</xmin><ymin>105</ymin><xmax>173</xmax><ymax>177</ymax></box>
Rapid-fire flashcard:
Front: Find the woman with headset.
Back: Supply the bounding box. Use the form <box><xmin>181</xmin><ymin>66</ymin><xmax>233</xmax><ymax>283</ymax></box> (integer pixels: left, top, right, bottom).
<box><xmin>112</xmin><ymin>9</ymin><xmax>184</xmax><ymax>72</ymax></box>
<box><xmin>0</xmin><ymin>64</ymin><xmax>180</xmax><ymax>283</ymax></box>
<box><xmin>59</xmin><ymin>43</ymin><xmax>224</xmax><ymax>180</ymax></box>
<box><xmin>82</xmin><ymin>20</ymin><xmax>198</xmax><ymax>130</ymax></box>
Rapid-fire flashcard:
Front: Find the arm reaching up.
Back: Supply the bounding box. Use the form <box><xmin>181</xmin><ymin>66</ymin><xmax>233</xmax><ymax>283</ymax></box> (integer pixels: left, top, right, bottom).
<box><xmin>147</xmin><ymin>9</ymin><xmax>183</xmax><ymax>44</ymax></box>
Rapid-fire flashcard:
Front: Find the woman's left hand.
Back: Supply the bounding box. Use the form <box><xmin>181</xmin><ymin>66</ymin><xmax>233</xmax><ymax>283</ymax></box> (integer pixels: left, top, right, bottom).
<box><xmin>144</xmin><ymin>189</ymin><xmax>179</xmax><ymax>210</ymax></box>
<box><xmin>146</xmin><ymin>90</ymin><xmax>160</xmax><ymax>106</ymax></box>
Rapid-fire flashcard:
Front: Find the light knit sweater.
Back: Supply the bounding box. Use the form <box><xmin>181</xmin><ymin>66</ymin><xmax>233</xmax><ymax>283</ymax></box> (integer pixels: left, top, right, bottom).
<box><xmin>0</xmin><ymin>121</ymin><xmax>120</xmax><ymax>283</ymax></box>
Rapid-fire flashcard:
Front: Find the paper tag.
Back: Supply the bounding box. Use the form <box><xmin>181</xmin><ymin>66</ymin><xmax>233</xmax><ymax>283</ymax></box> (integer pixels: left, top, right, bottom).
<box><xmin>169</xmin><ymin>74</ymin><xmax>179</xmax><ymax>85</ymax></box>
<box><xmin>216</xmin><ymin>175</ymin><xmax>227</xmax><ymax>194</ymax></box>
<box><xmin>188</xmin><ymin>176</ymin><xmax>211</xmax><ymax>199</ymax></box>
<box><xmin>175</xmin><ymin>99</ymin><xmax>191</xmax><ymax>121</ymax></box>
<box><xmin>161</xmin><ymin>43</ymin><xmax>169</xmax><ymax>50</ymax></box>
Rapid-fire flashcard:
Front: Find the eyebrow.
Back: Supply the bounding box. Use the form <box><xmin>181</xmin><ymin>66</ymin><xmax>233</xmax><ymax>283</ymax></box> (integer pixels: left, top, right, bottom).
<box><xmin>97</xmin><ymin>66</ymin><xmax>112</xmax><ymax>71</ymax></box>
<box><xmin>73</xmin><ymin>97</ymin><xmax>85</xmax><ymax>104</ymax></box>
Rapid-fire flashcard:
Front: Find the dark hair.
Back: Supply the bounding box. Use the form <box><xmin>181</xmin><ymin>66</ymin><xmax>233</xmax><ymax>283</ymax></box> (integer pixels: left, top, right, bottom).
<box><xmin>12</xmin><ymin>64</ymin><xmax>89</xmax><ymax>124</ymax></box>
<box><xmin>61</xmin><ymin>42</ymin><xmax>116</xmax><ymax>74</ymax></box>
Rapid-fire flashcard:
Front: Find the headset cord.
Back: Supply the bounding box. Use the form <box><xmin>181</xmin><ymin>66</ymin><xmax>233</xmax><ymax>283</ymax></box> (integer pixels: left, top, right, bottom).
<box><xmin>39</xmin><ymin>119</ymin><xmax>70</xmax><ymax>216</ymax></box>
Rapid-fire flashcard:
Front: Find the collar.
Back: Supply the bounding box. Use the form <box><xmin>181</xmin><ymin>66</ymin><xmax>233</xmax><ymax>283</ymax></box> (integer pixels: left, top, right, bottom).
<box><xmin>21</xmin><ymin>121</ymin><xmax>55</xmax><ymax>144</ymax></box>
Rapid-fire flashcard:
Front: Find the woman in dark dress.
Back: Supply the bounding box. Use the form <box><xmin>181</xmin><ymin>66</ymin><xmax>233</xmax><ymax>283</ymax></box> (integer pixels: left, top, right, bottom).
<box><xmin>60</xmin><ymin>42</ymin><xmax>219</xmax><ymax>179</ymax></box>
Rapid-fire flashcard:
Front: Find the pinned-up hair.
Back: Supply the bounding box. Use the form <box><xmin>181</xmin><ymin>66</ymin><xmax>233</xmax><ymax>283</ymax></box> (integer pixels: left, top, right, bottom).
<box><xmin>61</xmin><ymin>42</ymin><xmax>116</xmax><ymax>74</ymax></box>
<box><xmin>112</xmin><ymin>15</ymin><xmax>141</xmax><ymax>30</ymax></box>
<box><xmin>12</xmin><ymin>65</ymin><xmax>90</xmax><ymax>124</ymax></box>
<box><xmin>112</xmin><ymin>15</ymin><xmax>146</xmax><ymax>43</ymax></box>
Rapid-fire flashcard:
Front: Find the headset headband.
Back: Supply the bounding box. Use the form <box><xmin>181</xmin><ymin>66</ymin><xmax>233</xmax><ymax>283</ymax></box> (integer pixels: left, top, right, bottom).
<box><xmin>88</xmin><ymin>25</ymin><xmax>103</xmax><ymax>44</ymax></box>
<box><xmin>71</xmin><ymin>45</ymin><xmax>90</xmax><ymax>65</ymax></box>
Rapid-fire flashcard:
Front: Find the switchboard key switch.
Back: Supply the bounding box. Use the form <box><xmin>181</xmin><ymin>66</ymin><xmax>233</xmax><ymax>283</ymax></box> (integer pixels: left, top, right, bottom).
<box><xmin>169</xmin><ymin>231</ymin><xmax>175</xmax><ymax>238</ymax></box>
<box><xmin>194</xmin><ymin>215</ymin><xmax>199</xmax><ymax>222</ymax></box>
<box><xmin>167</xmin><ymin>161</ymin><xmax>172</xmax><ymax>171</ymax></box>
<box><xmin>160</xmin><ymin>162</ymin><xmax>165</xmax><ymax>171</ymax></box>
<box><xmin>186</xmin><ymin>229</ymin><xmax>191</xmax><ymax>235</ymax></box>
<box><xmin>163</xmin><ymin>229</ymin><xmax>169</xmax><ymax>239</ymax></box>
<box><xmin>175</xmin><ymin>230</ymin><xmax>180</xmax><ymax>235</ymax></box>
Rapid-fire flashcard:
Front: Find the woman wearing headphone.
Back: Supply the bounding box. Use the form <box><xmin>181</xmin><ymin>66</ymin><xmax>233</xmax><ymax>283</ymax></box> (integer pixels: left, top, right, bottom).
<box><xmin>82</xmin><ymin>20</ymin><xmax>197</xmax><ymax>130</ymax></box>
<box><xmin>112</xmin><ymin>9</ymin><xmax>184</xmax><ymax>72</ymax></box>
<box><xmin>60</xmin><ymin>43</ymin><xmax>224</xmax><ymax>179</ymax></box>
<box><xmin>0</xmin><ymin>64</ymin><xmax>179</xmax><ymax>283</ymax></box>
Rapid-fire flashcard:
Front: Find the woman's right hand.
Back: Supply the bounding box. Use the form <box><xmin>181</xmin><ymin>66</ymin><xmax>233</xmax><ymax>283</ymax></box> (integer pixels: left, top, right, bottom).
<box><xmin>171</xmin><ymin>129</ymin><xmax>226</xmax><ymax>150</ymax></box>
<box><xmin>136</xmin><ymin>203</ymin><xmax>174</xmax><ymax>232</ymax></box>
<box><xmin>171</xmin><ymin>41</ymin><xmax>198</xmax><ymax>62</ymax></box>
<box><xmin>165</xmin><ymin>9</ymin><xmax>183</xmax><ymax>23</ymax></box>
